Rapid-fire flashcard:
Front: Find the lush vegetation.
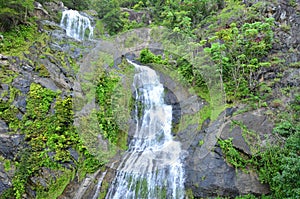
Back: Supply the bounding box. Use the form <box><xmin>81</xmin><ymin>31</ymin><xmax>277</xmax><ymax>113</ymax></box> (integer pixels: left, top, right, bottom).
<box><xmin>219</xmin><ymin>94</ymin><xmax>300</xmax><ymax>198</ymax></box>
<box><xmin>95</xmin><ymin>72</ymin><xmax>124</xmax><ymax>145</ymax></box>
<box><xmin>0</xmin><ymin>83</ymin><xmax>102</xmax><ymax>199</ymax></box>
<box><xmin>0</xmin><ymin>0</ymin><xmax>299</xmax><ymax>198</ymax></box>
<box><xmin>0</xmin><ymin>0</ymin><xmax>35</xmax><ymax>31</ymax></box>
<box><xmin>203</xmin><ymin>19</ymin><xmax>274</xmax><ymax>100</ymax></box>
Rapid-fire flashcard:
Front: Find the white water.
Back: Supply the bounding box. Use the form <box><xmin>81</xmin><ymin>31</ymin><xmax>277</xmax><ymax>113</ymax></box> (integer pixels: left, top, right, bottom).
<box><xmin>105</xmin><ymin>60</ymin><xmax>185</xmax><ymax>199</ymax></box>
<box><xmin>93</xmin><ymin>170</ymin><xmax>108</xmax><ymax>199</ymax></box>
<box><xmin>60</xmin><ymin>10</ymin><xmax>93</xmax><ymax>41</ymax></box>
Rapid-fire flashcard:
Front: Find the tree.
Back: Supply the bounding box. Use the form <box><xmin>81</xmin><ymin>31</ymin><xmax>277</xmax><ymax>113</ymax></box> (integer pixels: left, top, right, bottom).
<box><xmin>0</xmin><ymin>0</ymin><xmax>34</xmax><ymax>31</ymax></box>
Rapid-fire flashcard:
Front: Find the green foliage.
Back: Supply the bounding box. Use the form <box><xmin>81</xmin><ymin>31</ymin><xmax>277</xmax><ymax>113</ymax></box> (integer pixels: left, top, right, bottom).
<box><xmin>3</xmin><ymin>159</ymin><xmax>11</xmax><ymax>172</ymax></box>
<box><xmin>185</xmin><ymin>188</ymin><xmax>194</xmax><ymax>199</ymax></box>
<box><xmin>0</xmin><ymin>65</ymin><xmax>18</xmax><ymax>84</ymax></box>
<box><xmin>36</xmin><ymin>169</ymin><xmax>75</xmax><ymax>199</ymax></box>
<box><xmin>0</xmin><ymin>87</ymin><xmax>21</xmax><ymax>132</ymax></box>
<box><xmin>255</xmin><ymin>144</ymin><xmax>300</xmax><ymax>199</ymax></box>
<box><xmin>1</xmin><ymin>25</ymin><xmax>36</xmax><ymax>55</ymax></box>
<box><xmin>0</xmin><ymin>0</ymin><xmax>34</xmax><ymax>31</ymax></box>
<box><xmin>203</xmin><ymin>19</ymin><xmax>274</xmax><ymax>100</ymax></box>
<box><xmin>254</xmin><ymin>94</ymin><xmax>300</xmax><ymax>198</ymax></box>
<box><xmin>102</xmin><ymin>8</ymin><xmax>124</xmax><ymax>35</ymax></box>
<box><xmin>273</xmin><ymin>121</ymin><xmax>299</xmax><ymax>137</ymax></box>
<box><xmin>35</xmin><ymin>64</ymin><xmax>50</xmax><ymax>77</ymax></box>
<box><xmin>95</xmin><ymin>72</ymin><xmax>120</xmax><ymax>144</ymax></box>
<box><xmin>90</xmin><ymin>0</ymin><xmax>224</xmax><ymax>35</ymax></box>
<box><xmin>7</xmin><ymin>83</ymin><xmax>102</xmax><ymax>198</ymax></box>
<box><xmin>235</xmin><ymin>194</ymin><xmax>258</xmax><ymax>199</ymax></box>
<box><xmin>62</xmin><ymin>0</ymin><xmax>90</xmax><ymax>11</ymax></box>
<box><xmin>139</xmin><ymin>48</ymin><xmax>168</xmax><ymax>65</ymax></box>
<box><xmin>218</xmin><ymin>138</ymin><xmax>249</xmax><ymax>169</ymax></box>
<box><xmin>157</xmin><ymin>0</ymin><xmax>223</xmax><ymax>35</ymax></box>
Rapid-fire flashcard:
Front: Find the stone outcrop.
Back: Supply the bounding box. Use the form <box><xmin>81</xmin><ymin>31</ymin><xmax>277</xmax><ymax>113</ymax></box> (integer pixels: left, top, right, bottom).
<box><xmin>185</xmin><ymin>110</ymin><xmax>271</xmax><ymax>198</ymax></box>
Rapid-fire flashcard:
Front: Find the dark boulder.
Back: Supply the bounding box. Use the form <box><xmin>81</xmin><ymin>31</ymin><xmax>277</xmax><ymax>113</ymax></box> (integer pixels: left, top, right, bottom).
<box><xmin>0</xmin><ymin>134</ymin><xmax>24</xmax><ymax>160</ymax></box>
<box><xmin>12</xmin><ymin>77</ymin><xmax>31</xmax><ymax>94</ymax></box>
<box><xmin>0</xmin><ymin>120</ymin><xmax>8</xmax><ymax>134</ymax></box>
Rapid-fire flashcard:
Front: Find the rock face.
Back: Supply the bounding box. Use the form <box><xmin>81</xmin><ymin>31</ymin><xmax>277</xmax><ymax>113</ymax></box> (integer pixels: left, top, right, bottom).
<box><xmin>121</xmin><ymin>8</ymin><xmax>152</xmax><ymax>25</ymax></box>
<box><xmin>185</xmin><ymin>110</ymin><xmax>271</xmax><ymax>198</ymax></box>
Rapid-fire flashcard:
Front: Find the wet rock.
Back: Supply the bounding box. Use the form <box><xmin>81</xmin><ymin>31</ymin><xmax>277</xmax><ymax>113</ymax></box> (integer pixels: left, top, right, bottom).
<box><xmin>282</xmin><ymin>68</ymin><xmax>300</xmax><ymax>87</ymax></box>
<box><xmin>235</xmin><ymin>170</ymin><xmax>270</xmax><ymax>195</ymax></box>
<box><xmin>50</xmin><ymin>29</ymin><xmax>69</xmax><ymax>42</ymax></box>
<box><xmin>43</xmin><ymin>1</ymin><xmax>66</xmax><ymax>14</ymax></box>
<box><xmin>121</xmin><ymin>8</ymin><xmax>152</xmax><ymax>25</ymax></box>
<box><xmin>0</xmin><ymin>162</ymin><xmax>14</xmax><ymax>195</ymax></box>
<box><xmin>13</xmin><ymin>95</ymin><xmax>27</xmax><ymax>113</ymax></box>
<box><xmin>68</xmin><ymin>148</ymin><xmax>79</xmax><ymax>162</ymax></box>
<box><xmin>225</xmin><ymin>107</ymin><xmax>237</xmax><ymax>117</ymax></box>
<box><xmin>0</xmin><ymin>84</ymin><xmax>9</xmax><ymax>101</ymax></box>
<box><xmin>34</xmin><ymin>77</ymin><xmax>60</xmax><ymax>91</ymax></box>
<box><xmin>185</xmin><ymin>146</ymin><xmax>239</xmax><ymax>198</ymax></box>
<box><xmin>12</xmin><ymin>77</ymin><xmax>31</xmax><ymax>94</ymax></box>
<box><xmin>39</xmin><ymin>20</ymin><xmax>63</xmax><ymax>32</ymax></box>
<box><xmin>271</xmin><ymin>1</ymin><xmax>300</xmax><ymax>55</ymax></box>
<box><xmin>1</xmin><ymin>84</ymin><xmax>9</xmax><ymax>91</ymax></box>
<box><xmin>220</xmin><ymin>124</ymin><xmax>252</xmax><ymax>155</ymax></box>
<box><xmin>185</xmin><ymin>111</ymin><xmax>271</xmax><ymax>197</ymax></box>
<box><xmin>49</xmin><ymin>42</ymin><xmax>63</xmax><ymax>52</ymax></box>
<box><xmin>164</xmin><ymin>87</ymin><xmax>181</xmax><ymax>125</ymax></box>
<box><xmin>21</xmin><ymin>64</ymin><xmax>34</xmax><ymax>72</ymax></box>
<box><xmin>0</xmin><ymin>120</ymin><xmax>8</xmax><ymax>134</ymax></box>
<box><xmin>0</xmin><ymin>54</ymin><xmax>9</xmax><ymax>66</ymax></box>
<box><xmin>0</xmin><ymin>181</ymin><xmax>9</xmax><ymax>195</ymax></box>
<box><xmin>38</xmin><ymin>56</ymin><xmax>72</xmax><ymax>90</ymax></box>
<box><xmin>33</xmin><ymin>2</ymin><xmax>49</xmax><ymax>19</ymax></box>
<box><xmin>0</xmin><ymin>54</ymin><xmax>8</xmax><ymax>60</ymax></box>
<box><xmin>0</xmin><ymin>134</ymin><xmax>24</xmax><ymax>159</ymax></box>
<box><xmin>220</xmin><ymin>109</ymin><xmax>275</xmax><ymax>155</ymax></box>
<box><xmin>201</xmin><ymin>118</ymin><xmax>211</xmax><ymax>130</ymax></box>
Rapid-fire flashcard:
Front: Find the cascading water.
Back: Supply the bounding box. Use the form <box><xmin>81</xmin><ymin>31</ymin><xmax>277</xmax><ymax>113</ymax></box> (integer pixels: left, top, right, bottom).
<box><xmin>105</xmin><ymin>60</ymin><xmax>185</xmax><ymax>199</ymax></box>
<box><xmin>60</xmin><ymin>10</ymin><xmax>93</xmax><ymax>41</ymax></box>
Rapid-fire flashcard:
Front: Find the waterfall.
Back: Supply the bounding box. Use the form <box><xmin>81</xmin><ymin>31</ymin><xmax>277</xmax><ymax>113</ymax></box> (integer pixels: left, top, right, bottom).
<box><xmin>105</xmin><ymin>60</ymin><xmax>185</xmax><ymax>199</ymax></box>
<box><xmin>60</xmin><ymin>10</ymin><xmax>93</xmax><ymax>41</ymax></box>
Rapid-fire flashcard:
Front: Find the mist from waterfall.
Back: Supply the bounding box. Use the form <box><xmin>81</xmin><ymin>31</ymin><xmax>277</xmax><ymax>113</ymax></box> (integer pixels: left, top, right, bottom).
<box><xmin>104</xmin><ymin>60</ymin><xmax>185</xmax><ymax>199</ymax></box>
<box><xmin>60</xmin><ymin>10</ymin><xmax>93</xmax><ymax>41</ymax></box>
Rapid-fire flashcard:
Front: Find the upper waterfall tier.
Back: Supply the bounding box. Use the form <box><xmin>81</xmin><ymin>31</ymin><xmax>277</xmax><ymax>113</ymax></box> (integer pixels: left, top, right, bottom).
<box><xmin>60</xmin><ymin>10</ymin><xmax>93</xmax><ymax>41</ymax></box>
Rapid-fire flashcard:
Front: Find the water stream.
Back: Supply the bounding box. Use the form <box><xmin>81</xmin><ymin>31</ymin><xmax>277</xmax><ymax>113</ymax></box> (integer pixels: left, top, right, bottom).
<box><xmin>104</xmin><ymin>60</ymin><xmax>185</xmax><ymax>199</ymax></box>
<box><xmin>60</xmin><ymin>10</ymin><xmax>93</xmax><ymax>41</ymax></box>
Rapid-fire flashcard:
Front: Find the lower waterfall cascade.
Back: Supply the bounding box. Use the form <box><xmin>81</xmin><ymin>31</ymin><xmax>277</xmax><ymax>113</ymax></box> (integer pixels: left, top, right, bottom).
<box><xmin>102</xmin><ymin>60</ymin><xmax>186</xmax><ymax>199</ymax></box>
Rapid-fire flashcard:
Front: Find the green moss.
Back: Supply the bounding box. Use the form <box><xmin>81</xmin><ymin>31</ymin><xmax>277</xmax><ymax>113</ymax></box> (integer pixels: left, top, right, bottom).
<box><xmin>36</xmin><ymin>169</ymin><xmax>75</xmax><ymax>199</ymax></box>
<box><xmin>218</xmin><ymin>138</ymin><xmax>250</xmax><ymax>170</ymax></box>
<box><xmin>185</xmin><ymin>188</ymin><xmax>194</xmax><ymax>199</ymax></box>
<box><xmin>198</xmin><ymin>105</ymin><xmax>211</xmax><ymax>127</ymax></box>
<box><xmin>1</xmin><ymin>25</ymin><xmax>48</xmax><ymax>57</ymax></box>
<box><xmin>0</xmin><ymin>66</ymin><xmax>18</xmax><ymax>84</ymax></box>
<box><xmin>4</xmin><ymin>159</ymin><xmax>11</xmax><ymax>172</ymax></box>
<box><xmin>99</xmin><ymin>181</ymin><xmax>109</xmax><ymax>199</ymax></box>
<box><xmin>94</xmin><ymin>20</ymin><xmax>105</xmax><ymax>38</ymax></box>
<box><xmin>289</xmin><ymin>61</ymin><xmax>300</xmax><ymax>68</ymax></box>
<box><xmin>198</xmin><ymin>140</ymin><xmax>204</xmax><ymax>147</ymax></box>
<box><xmin>231</xmin><ymin>120</ymin><xmax>261</xmax><ymax>154</ymax></box>
<box><xmin>35</xmin><ymin>64</ymin><xmax>50</xmax><ymax>77</ymax></box>
<box><xmin>0</xmin><ymin>101</ymin><xmax>21</xmax><ymax>132</ymax></box>
<box><xmin>8</xmin><ymin>83</ymin><xmax>103</xmax><ymax>198</ymax></box>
